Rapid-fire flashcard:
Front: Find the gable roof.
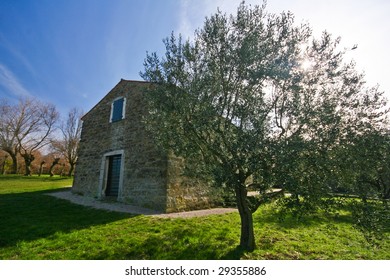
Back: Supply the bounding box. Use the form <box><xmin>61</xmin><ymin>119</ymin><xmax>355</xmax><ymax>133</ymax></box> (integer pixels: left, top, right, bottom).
<box><xmin>81</xmin><ymin>79</ymin><xmax>151</xmax><ymax>121</ymax></box>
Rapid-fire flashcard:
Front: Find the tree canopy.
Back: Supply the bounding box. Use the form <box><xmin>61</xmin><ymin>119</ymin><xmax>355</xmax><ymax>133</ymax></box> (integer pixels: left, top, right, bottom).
<box><xmin>141</xmin><ymin>2</ymin><xmax>388</xmax><ymax>251</ymax></box>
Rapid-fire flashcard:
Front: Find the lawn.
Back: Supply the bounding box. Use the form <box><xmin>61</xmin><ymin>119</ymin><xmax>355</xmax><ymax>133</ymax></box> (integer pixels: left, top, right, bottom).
<box><xmin>0</xmin><ymin>175</ymin><xmax>389</xmax><ymax>260</ymax></box>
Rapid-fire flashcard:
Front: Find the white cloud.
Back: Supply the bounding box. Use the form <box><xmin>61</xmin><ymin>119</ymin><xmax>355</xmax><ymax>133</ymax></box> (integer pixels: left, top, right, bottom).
<box><xmin>0</xmin><ymin>64</ymin><xmax>32</xmax><ymax>98</ymax></box>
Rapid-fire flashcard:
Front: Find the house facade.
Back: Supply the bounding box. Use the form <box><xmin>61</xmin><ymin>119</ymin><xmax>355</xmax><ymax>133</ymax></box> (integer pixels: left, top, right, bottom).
<box><xmin>72</xmin><ymin>79</ymin><xmax>219</xmax><ymax>213</ymax></box>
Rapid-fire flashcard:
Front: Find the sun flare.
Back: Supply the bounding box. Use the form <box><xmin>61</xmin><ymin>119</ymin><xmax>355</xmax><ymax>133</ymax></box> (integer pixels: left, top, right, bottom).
<box><xmin>301</xmin><ymin>59</ymin><xmax>313</xmax><ymax>71</ymax></box>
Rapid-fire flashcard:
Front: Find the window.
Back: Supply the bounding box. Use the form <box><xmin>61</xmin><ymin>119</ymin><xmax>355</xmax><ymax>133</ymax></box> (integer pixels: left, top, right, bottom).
<box><xmin>110</xmin><ymin>97</ymin><xmax>126</xmax><ymax>122</ymax></box>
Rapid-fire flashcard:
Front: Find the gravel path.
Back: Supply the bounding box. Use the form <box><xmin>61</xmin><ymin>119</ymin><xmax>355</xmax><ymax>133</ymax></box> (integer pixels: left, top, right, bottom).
<box><xmin>47</xmin><ymin>189</ymin><xmax>237</xmax><ymax>218</ymax></box>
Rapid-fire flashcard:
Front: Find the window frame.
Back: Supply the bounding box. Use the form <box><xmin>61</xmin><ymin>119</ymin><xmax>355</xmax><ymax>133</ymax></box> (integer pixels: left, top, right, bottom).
<box><xmin>109</xmin><ymin>97</ymin><xmax>126</xmax><ymax>123</ymax></box>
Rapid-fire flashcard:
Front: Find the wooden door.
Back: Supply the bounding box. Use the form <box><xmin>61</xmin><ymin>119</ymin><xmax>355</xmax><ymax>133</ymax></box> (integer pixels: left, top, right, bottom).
<box><xmin>105</xmin><ymin>154</ymin><xmax>122</xmax><ymax>197</ymax></box>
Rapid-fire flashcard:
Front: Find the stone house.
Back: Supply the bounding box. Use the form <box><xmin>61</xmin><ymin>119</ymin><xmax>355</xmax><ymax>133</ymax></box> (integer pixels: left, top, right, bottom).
<box><xmin>72</xmin><ymin>79</ymin><xmax>219</xmax><ymax>213</ymax></box>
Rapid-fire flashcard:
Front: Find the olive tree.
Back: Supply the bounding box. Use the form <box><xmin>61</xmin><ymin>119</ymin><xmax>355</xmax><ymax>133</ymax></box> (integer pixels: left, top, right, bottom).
<box><xmin>334</xmin><ymin>130</ymin><xmax>390</xmax><ymax>242</ymax></box>
<box><xmin>141</xmin><ymin>2</ymin><xmax>387</xmax><ymax>251</ymax></box>
<box><xmin>337</xmin><ymin>131</ymin><xmax>390</xmax><ymax>203</ymax></box>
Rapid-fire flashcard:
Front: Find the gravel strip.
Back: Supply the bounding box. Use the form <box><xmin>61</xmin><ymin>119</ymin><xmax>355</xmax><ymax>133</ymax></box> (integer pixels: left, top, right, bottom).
<box><xmin>47</xmin><ymin>189</ymin><xmax>237</xmax><ymax>218</ymax></box>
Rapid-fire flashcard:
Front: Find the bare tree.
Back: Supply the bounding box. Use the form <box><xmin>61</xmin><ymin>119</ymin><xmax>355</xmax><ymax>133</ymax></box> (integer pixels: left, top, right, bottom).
<box><xmin>52</xmin><ymin>107</ymin><xmax>83</xmax><ymax>176</ymax></box>
<box><xmin>0</xmin><ymin>99</ymin><xmax>19</xmax><ymax>174</ymax></box>
<box><xmin>15</xmin><ymin>98</ymin><xmax>59</xmax><ymax>176</ymax></box>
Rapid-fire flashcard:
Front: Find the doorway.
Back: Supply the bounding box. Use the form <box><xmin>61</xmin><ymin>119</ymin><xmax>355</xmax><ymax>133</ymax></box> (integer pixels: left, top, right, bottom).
<box><xmin>105</xmin><ymin>154</ymin><xmax>122</xmax><ymax>197</ymax></box>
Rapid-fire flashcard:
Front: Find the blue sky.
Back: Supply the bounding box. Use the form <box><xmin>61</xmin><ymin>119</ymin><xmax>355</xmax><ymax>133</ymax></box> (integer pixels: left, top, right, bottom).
<box><xmin>1</xmin><ymin>0</ymin><xmax>389</xmax><ymax>117</ymax></box>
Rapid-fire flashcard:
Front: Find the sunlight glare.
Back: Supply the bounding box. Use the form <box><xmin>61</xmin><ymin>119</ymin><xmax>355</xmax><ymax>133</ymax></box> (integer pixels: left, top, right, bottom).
<box><xmin>301</xmin><ymin>59</ymin><xmax>313</xmax><ymax>71</ymax></box>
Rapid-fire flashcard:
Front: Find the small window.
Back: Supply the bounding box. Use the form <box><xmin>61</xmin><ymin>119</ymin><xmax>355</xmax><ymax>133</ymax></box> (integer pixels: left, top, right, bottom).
<box><xmin>110</xmin><ymin>97</ymin><xmax>126</xmax><ymax>122</ymax></box>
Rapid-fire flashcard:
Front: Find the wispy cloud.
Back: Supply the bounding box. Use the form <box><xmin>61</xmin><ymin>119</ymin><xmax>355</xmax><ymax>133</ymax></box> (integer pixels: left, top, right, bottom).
<box><xmin>0</xmin><ymin>33</ymin><xmax>37</xmax><ymax>78</ymax></box>
<box><xmin>177</xmin><ymin>0</ymin><xmax>195</xmax><ymax>39</ymax></box>
<box><xmin>0</xmin><ymin>64</ymin><xmax>32</xmax><ymax>98</ymax></box>
<box><xmin>176</xmin><ymin>0</ymin><xmax>263</xmax><ymax>40</ymax></box>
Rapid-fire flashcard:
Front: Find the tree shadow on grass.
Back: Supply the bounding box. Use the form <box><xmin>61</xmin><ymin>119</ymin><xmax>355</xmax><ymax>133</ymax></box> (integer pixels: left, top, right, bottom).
<box><xmin>221</xmin><ymin>246</ymin><xmax>247</xmax><ymax>259</ymax></box>
<box><xmin>0</xmin><ymin>188</ymin><xmax>135</xmax><ymax>249</ymax></box>
<box><xmin>106</xmin><ymin>227</ymin><xmax>245</xmax><ymax>260</ymax></box>
<box><xmin>252</xmin><ymin>202</ymin><xmax>355</xmax><ymax>230</ymax></box>
<box><xmin>109</xmin><ymin>223</ymin><xmax>241</xmax><ymax>260</ymax></box>
<box><xmin>0</xmin><ymin>188</ymin><xmax>245</xmax><ymax>260</ymax></box>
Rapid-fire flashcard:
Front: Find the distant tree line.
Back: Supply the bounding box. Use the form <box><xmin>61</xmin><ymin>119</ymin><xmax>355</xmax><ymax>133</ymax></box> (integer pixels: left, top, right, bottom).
<box><xmin>0</xmin><ymin>97</ymin><xmax>82</xmax><ymax>177</ymax></box>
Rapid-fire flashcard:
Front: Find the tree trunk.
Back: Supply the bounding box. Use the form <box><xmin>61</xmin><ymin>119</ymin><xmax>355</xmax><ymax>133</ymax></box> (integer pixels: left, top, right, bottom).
<box><xmin>49</xmin><ymin>158</ymin><xmax>60</xmax><ymax>177</ymax></box>
<box><xmin>22</xmin><ymin>154</ymin><xmax>35</xmax><ymax>176</ymax></box>
<box><xmin>1</xmin><ymin>158</ymin><xmax>6</xmax><ymax>175</ymax></box>
<box><xmin>3</xmin><ymin>150</ymin><xmax>18</xmax><ymax>174</ymax></box>
<box><xmin>10</xmin><ymin>153</ymin><xmax>18</xmax><ymax>174</ymax></box>
<box><xmin>38</xmin><ymin>161</ymin><xmax>45</xmax><ymax>176</ymax></box>
<box><xmin>24</xmin><ymin>162</ymin><xmax>31</xmax><ymax>176</ymax></box>
<box><xmin>235</xmin><ymin>185</ymin><xmax>255</xmax><ymax>252</ymax></box>
<box><xmin>68</xmin><ymin>162</ymin><xmax>75</xmax><ymax>177</ymax></box>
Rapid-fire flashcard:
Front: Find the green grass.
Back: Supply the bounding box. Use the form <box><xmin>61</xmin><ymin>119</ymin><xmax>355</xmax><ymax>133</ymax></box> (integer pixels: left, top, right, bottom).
<box><xmin>0</xmin><ymin>175</ymin><xmax>389</xmax><ymax>259</ymax></box>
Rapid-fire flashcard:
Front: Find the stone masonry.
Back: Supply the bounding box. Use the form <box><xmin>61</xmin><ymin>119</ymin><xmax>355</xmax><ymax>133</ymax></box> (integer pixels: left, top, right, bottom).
<box><xmin>72</xmin><ymin>79</ymin><xmax>219</xmax><ymax>213</ymax></box>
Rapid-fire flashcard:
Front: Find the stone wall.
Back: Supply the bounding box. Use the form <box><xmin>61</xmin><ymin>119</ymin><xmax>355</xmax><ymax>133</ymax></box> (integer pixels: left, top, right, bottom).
<box><xmin>165</xmin><ymin>155</ymin><xmax>219</xmax><ymax>213</ymax></box>
<box><xmin>72</xmin><ymin>79</ymin><xmax>219</xmax><ymax>213</ymax></box>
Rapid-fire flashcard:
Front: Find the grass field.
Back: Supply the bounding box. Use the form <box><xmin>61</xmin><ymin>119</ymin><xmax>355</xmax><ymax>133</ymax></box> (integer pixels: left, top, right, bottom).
<box><xmin>0</xmin><ymin>175</ymin><xmax>389</xmax><ymax>260</ymax></box>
